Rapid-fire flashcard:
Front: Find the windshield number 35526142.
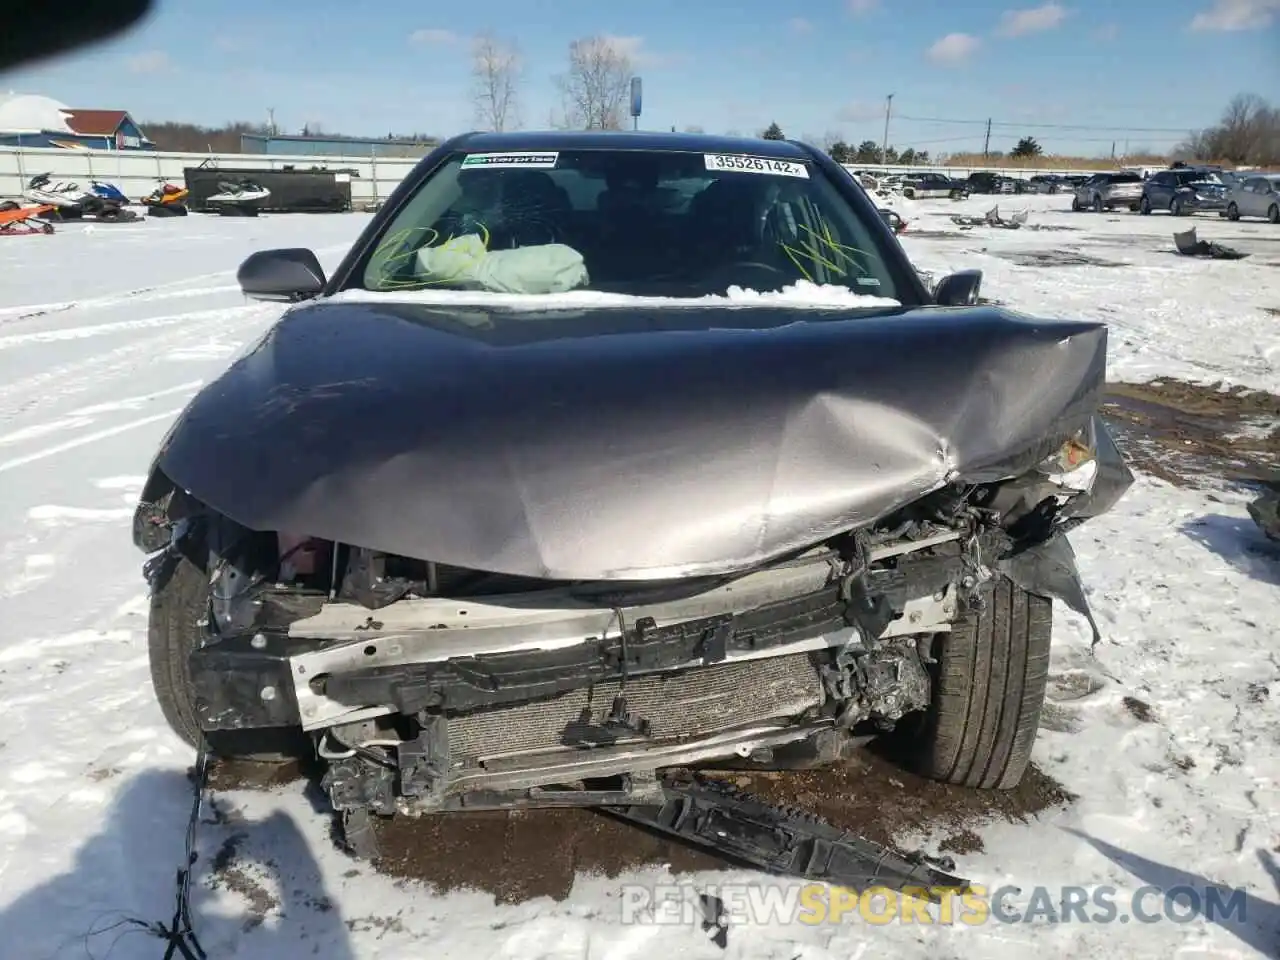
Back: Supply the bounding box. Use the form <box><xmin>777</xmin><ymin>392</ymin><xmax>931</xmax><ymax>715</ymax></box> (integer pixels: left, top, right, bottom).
<box><xmin>703</xmin><ymin>154</ymin><xmax>809</xmax><ymax>179</ymax></box>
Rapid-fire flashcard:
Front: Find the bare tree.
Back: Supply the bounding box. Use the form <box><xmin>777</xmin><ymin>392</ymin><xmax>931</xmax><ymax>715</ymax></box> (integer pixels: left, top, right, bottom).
<box><xmin>1175</xmin><ymin>93</ymin><xmax>1280</xmax><ymax>165</ymax></box>
<box><xmin>555</xmin><ymin>35</ymin><xmax>634</xmax><ymax>130</ymax></box>
<box><xmin>471</xmin><ymin>31</ymin><xmax>522</xmax><ymax>132</ymax></box>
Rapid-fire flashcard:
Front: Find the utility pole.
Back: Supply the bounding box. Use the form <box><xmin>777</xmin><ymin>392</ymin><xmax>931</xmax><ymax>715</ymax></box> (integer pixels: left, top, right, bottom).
<box><xmin>267</xmin><ymin>107</ymin><xmax>276</xmax><ymax>136</ymax></box>
<box><xmin>881</xmin><ymin>93</ymin><xmax>894</xmax><ymax>164</ymax></box>
<box><xmin>983</xmin><ymin>118</ymin><xmax>992</xmax><ymax>159</ymax></box>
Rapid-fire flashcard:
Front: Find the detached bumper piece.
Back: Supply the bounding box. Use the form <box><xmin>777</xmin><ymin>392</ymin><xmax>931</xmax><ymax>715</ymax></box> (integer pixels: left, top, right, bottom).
<box><xmin>605</xmin><ymin>775</ymin><xmax>967</xmax><ymax>895</ymax></box>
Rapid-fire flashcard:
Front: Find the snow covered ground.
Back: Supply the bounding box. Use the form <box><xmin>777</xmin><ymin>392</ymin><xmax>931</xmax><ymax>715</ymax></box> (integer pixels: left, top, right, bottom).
<box><xmin>0</xmin><ymin>200</ymin><xmax>1276</xmax><ymax>959</ymax></box>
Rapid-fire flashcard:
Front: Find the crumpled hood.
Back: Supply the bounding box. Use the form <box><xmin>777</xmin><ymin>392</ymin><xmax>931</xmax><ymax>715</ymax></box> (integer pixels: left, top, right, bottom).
<box><xmin>154</xmin><ymin>299</ymin><xmax>1109</xmax><ymax>580</ymax></box>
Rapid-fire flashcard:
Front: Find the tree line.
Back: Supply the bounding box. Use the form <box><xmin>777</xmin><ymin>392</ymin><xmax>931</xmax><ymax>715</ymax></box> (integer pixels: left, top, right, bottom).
<box><xmin>1175</xmin><ymin>94</ymin><xmax>1279</xmax><ymax>166</ymax></box>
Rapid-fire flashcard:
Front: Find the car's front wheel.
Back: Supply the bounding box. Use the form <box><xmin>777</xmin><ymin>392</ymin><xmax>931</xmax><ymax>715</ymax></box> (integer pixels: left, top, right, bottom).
<box><xmin>1139</xmin><ymin>196</ymin><xmax>1151</xmax><ymax>215</ymax></box>
<box><xmin>911</xmin><ymin>577</ymin><xmax>1052</xmax><ymax>790</ymax></box>
<box><xmin>148</xmin><ymin>554</ymin><xmax>307</xmax><ymax>761</ymax></box>
<box><xmin>1226</xmin><ymin>202</ymin><xmax>1240</xmax><ymax>221</ymax></box>
<box><xmin>1269</xmin><ymin>204</ymin><xmax>1279</xmax><ymax>224</ymax></box>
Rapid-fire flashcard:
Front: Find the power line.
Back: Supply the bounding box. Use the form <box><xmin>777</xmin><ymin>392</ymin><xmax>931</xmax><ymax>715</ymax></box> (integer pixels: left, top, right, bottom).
<box><xmin>895</xmin><ymin>114</ymin><xmax>1192</xmax><ymax>134</ymax></box>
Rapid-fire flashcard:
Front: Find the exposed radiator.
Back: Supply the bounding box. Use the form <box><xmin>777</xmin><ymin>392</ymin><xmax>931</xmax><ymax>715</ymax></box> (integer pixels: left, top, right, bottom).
<box><xmin>446</xmin><ymin>652</ymin><xmax>825</xmax><ymax>764</ymax></box>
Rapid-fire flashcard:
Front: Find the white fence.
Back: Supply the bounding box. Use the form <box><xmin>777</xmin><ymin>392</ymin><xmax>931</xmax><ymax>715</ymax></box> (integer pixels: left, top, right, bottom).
<box><xmin>0</xmin><ymin>145</ymin><xmax>419</xmax><ymax>206</ymax></box>
<box><xmin>0</xmin><ymin>144</ymin><xmax>1108</xmax><ymax>206</ymax></box>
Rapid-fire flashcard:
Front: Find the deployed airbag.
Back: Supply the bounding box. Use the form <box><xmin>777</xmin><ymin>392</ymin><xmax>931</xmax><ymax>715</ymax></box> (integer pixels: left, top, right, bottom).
<box><xmin>415</xmin><ymin>234</ymin><xmax>589</xmax><ymax>294</ymax></box>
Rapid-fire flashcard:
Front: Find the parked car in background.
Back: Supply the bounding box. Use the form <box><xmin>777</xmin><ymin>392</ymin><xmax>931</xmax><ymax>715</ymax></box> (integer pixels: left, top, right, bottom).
<box><xmin>1072</xmin><ymin>172</ymin><xmax>1143</xmax><ymax>212</ymax></box>
<box><xmin>902</xmin><ymin>172</ymin><xmax>970</xmax><ymax>199</ymax></box>
<box><xmin>966</xmin><ymin>172</ymin><xmax>1016</xmax><ymax>195</ymax></box>
<box><xmin>1139</xmin><ymin>168</ymin><xmax>1229</xmax><ymax>216</ymax></box>
<box><xmin>1225</xmin><ymin>173</ymin><xmax>1280</xmax><ymax>223</ymax></box>
<box><xmin>1026</xmin><ymin>175</ymin><xmax>1068</xmax><ymax>194</ymax></box>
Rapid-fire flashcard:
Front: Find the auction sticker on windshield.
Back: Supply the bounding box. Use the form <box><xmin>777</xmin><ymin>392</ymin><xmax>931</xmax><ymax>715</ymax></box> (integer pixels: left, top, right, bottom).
<box><xmin>704</xmin><ymin>154</ymin><xmax>809</xmax><ymax>178</ymax></box>
<box><xmin>461</xmin><ymin>152</ymin><xmax>559</xmax><ymax>169</ymax></box>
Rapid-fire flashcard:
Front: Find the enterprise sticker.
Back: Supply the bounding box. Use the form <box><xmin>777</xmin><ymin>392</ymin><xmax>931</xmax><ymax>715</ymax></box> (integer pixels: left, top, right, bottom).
<box><xmin>461</xmin><ymin>151</ymin><xmax>559</xmax><ymax>169</ymax></box>
<box><xmin>704</xmin><ymin>153</ymin><xmax>809</xmax><ymax>178</ymax></box>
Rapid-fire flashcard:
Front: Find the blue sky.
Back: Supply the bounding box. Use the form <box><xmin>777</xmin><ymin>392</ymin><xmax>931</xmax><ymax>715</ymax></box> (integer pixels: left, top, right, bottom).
<box><xmin>5</xmin><ymin>0</ymin><xmax>1278</xmax><ymax>156</ymax></box>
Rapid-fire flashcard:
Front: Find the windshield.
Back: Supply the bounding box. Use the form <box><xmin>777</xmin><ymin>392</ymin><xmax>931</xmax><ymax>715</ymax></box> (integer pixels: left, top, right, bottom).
<box><xmin>358</xmin><ymin>148</ymin><xmax>899</xmax><ymax>300</ymax></box>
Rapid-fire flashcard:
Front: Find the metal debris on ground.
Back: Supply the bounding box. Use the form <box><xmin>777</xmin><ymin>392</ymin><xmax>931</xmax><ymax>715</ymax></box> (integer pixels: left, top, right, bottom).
<box><xmin>950</xmin><ymin>205</ymin><xmax>1029</xmax><ymax>229</ymax></box>
<box><xmin>1173</xmin><ymin>227</ymin><xmax>1249</xmax><ymax>261</ymax></box>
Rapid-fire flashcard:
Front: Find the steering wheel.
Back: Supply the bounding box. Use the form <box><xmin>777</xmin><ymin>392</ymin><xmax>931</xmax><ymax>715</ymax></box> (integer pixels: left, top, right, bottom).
<box><xmin>703</xmin><ymin>259</ymin><xmax>790</xmax><ymax>291</ymax></box>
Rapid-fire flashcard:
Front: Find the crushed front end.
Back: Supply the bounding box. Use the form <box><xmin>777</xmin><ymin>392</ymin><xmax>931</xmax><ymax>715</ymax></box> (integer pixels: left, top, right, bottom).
<box><xmin>135</xmin><ymin>412</ymin><xmax>1129</xmax><ymax>825</ymax></box>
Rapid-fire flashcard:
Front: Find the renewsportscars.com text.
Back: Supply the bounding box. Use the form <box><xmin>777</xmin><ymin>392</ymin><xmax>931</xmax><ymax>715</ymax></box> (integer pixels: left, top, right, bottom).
<box><xmin>619</xmin><ymin>882</ymin><xmax>1249</xmax><ymax>928</ymax></box>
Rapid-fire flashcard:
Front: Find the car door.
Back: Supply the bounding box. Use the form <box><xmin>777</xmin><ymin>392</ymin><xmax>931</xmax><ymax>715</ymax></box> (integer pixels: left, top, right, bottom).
<box><xmin>1146</xmin><ymin>172</ymin><xmax>1172</xmax><ymax>207</ymax></box>
<box><xmin>1241</xmin><ymin>178</ymin><xmax>1265</xmax><ymax>218</ymax></box>
<box><xmin>1258</xmin><ymin>178</ymin><xmax>1280</xmax><ymax>219</ymax></box>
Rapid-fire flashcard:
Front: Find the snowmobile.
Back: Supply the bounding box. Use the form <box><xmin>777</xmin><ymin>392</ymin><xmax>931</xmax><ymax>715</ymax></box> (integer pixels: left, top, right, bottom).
<box><xmin>142</xmin><ymin>180</ymin><xmax>190</xmax><ymax>217</ymax></box>
<box><xmin>205</xmin><ymin>178</ymin><xmax>270</xmax><ymax>216</ymax></box>
<box><xmin>23</xmin><ymin>172</ymin><xmax>92</xmax><ymax>215</ymax></box>
<box><xmin>23</xmin><ymin>173</ymin><xmax>138</xmax><ymax>222</ymax></box>
<box><xmin>0</xmin><ymin>201</ymin><xmax>56</xmax><ymax>235</ymax></box>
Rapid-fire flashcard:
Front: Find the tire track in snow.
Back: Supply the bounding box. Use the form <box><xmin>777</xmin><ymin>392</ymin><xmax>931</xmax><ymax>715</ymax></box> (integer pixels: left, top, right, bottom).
<box><xmin>0</xmin><ymin>302</ymin><xmax>281</xmax><ymax>425</ymax></box>
<box><xmin>0</xmin><ymin>382</ymin><xmax>203</xmax><ymax>450</ymax></box>
<box><xmin>0</xmin><ymin>408</ymin><xmax>185</xmax><ymax>475</ymax></box>
<box><xmin>0</xmin><ymin>275</ymin><xmax>243</xmax><ymax>324</ymax></box>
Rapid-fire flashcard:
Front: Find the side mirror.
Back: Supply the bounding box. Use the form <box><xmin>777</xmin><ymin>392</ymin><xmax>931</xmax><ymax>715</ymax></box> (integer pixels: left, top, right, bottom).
<box><xmin>237</xmin><ymin>248</ymin><xmax>326</xmax><ymax>302</ymax></box>
<box><xmin>933</xmin><ymin>269</ymin><xmax>983</xmax><ymax>306</ymax></box>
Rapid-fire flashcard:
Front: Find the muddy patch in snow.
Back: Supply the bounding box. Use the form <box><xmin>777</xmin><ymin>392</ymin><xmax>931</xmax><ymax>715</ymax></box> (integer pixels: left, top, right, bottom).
<box><xmin>207</xmin><ymin>831</ymin><xmax>281</xmax><ymax>931</ymax></box>
<box><xmin>372</xmin><ymin>747</ymin><xmax>1073</xmax><ymax>900</ymax></box>
<box><xmin>1102</xmin><ymin>378</ymin><xmax>1280</xmax><ymax>487</ymax></box>
<box><xmin>207</xmin><ymin>745</ymin><xmax>1073</xmax><ymax>903</ymax></box>
<box><xmin>990</xmin><ymin>249</ymin><xmax>1128</xmax><ymax>268</ymax></box>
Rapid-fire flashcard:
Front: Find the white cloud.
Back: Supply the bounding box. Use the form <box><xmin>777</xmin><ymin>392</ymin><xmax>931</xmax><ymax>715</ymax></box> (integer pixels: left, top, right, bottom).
<box><xmin>927</xmin><ymin>32</ymin><xmax>981</xmax><ymax>65</ymax></box>
<box><xmin>409</xmin><ymin>28</ymin><xmax>458</xmax><ymax>45</ymax></box>
<box><xmin>1190</xmin><ymin>0</ymin><xmax>1280</xmax><ymax>30</ymax></box>
<box><xmin>847</xmin><ymin>0</ymin><xmax>879</xmax><ymax>13</ymax></box>
<box><xmin>600</xmin><ymin>34</ymin><xmax>671</xmax><ymax>66</ymax></box>
<box><xmin>996</xmin><ymin>3</ymin><xmax>1069</xmax><ymax>37</ymax></box>
<box><xmin>788</xmin><ymin>17</ymin><xmax>814</xmax><ymax>34</ymax></box>
<box><xmin>125</xmin><ymin>51</ymin><xmax>173</xmax><ymax>74</ymax></box>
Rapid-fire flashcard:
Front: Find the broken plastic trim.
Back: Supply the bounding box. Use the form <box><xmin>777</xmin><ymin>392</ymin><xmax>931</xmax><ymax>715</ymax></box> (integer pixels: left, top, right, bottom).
<box><xmin>603</xmin><ymin>773</ymin><xmax>969</xmax><ymax>896</ymax></box>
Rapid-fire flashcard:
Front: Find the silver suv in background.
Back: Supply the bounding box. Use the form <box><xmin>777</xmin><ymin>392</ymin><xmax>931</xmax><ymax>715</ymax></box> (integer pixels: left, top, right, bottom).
<box><xmin>1226</xmin><ymin>173</ymin><xmax>1280</xmax><ymax>223</ymax></box>
<box><xmin>1072</xmin><ymin>171</ymin><xmax>1143</xmax><ymax>212</ymax></box>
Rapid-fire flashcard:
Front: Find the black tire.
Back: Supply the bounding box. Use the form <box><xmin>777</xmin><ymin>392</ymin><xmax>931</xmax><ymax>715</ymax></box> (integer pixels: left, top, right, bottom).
<box><xmin>1171</xmin><ymin>198</ymin><xmax>1184</xmax><ymax>216</ymax></box>
<box><xmin>1227</xmin><ymin>202</ymin><xmax>1240</xmax><ymax>221</ymax></box>
<box><xmin>913</xmin><ymin>577</ymin><xmax>1052</xmax><ymax>789</ymax></box>
<box><xmin>148</xmin><ymin>554</ymin><xmax>306</xmax><ymax>761</ymax></box>
<box><xmin>1139</xmin><ymin>196</ymin><xmax>1151</xmax><ymax>215</ymax></box>
<box><xmin>1269</xmin><ymin>204</ymin><xmax>1279</xmax><ymax>225</ymax></box>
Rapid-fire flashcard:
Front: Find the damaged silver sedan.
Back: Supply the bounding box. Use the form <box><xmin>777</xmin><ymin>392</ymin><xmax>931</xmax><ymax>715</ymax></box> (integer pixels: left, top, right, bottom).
<box><xmin>133</xmin><ymin>131</ymin><xmax>1132</xmax><ymax>877</ymax></box>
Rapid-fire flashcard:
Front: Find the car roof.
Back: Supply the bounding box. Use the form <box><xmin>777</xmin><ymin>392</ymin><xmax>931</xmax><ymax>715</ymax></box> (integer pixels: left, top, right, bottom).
<box><xmin>455</xmin><ymin>129</ymin><xmax>813</xmax><ymax>160</ymax></box>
